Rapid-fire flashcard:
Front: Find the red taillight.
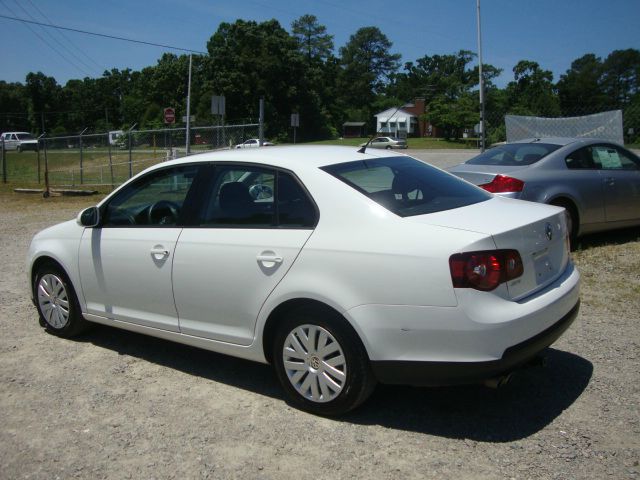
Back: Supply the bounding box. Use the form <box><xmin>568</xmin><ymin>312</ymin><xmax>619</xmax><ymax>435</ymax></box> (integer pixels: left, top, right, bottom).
<box><xmin>479</xmin><ymin>175</ymin><xmax>524</xmax><ymax>193</ymax></box>
<box><xmin>449</xmin><ymin>250</ymin><xmax>523</xmax><ymax>291</ymax></box>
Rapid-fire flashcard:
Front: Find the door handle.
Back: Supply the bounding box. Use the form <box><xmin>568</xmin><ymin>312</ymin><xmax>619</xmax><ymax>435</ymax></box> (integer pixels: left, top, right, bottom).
<box><xmin>256</xmin><ymin>254</ymin><xmax>283</xmax><ymax>263</ymax></box>
<box><xmin>150</xmin><ymin>247</ymin><xmax>170</xmax><ymax>257</ymax></box>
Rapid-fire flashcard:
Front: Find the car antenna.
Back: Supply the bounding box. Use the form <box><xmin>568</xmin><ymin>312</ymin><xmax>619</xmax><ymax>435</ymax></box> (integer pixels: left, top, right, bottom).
<box><xmin>358</xmin><ymin>103</ymin><xmax>407</xmax><ymax>154</ymax></box>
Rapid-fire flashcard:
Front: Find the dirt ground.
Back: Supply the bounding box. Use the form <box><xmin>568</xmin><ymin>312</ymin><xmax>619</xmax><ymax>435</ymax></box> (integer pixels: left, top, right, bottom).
<box><xmin>1</xmin><ymin>159</ymin><xmax>639</xmax><ymax>479</ymax></box>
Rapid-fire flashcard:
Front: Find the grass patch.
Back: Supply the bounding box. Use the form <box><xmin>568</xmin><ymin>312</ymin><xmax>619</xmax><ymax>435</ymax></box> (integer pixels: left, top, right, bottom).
<box><xmin>1</xmin><ymin>148</ymin><xmax>169</xmax><ymax>187</ymax></box>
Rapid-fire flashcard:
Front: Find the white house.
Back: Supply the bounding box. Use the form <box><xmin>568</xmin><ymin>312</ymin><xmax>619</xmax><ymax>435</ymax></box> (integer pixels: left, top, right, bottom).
<box><xmin>374</xmin><ymin>107</ymin><xmax>419</xmax><ymax>137</ymax></box>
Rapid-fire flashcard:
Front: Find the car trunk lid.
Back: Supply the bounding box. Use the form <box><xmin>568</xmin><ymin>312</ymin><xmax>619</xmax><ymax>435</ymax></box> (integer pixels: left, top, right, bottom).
<box><xmin>446</xmin><ymin>164</ymin><xmax>527</xmax><ymax>186</ymax></box>
<box><xmin>410</xmin><ymin>197</ymin><xmax>570</xmax><ymax>300</ymax></box>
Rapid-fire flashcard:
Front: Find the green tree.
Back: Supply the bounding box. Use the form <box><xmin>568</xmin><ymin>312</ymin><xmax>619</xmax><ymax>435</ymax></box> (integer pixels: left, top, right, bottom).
<box><xmin>426</xmin><ymin>93</ymin><xmax>478</xmax><ymax>140</ymax></box>
<box><xmin>206</xmin><ymin>19</ymin><xmax>334</xmax><ymax>140</ymax></box>
<box><xmin>505</xmin><ymin>60</ymin><xmax>560</xmax><ymax>116</ymax></box>
<box><xmin>557</xmin><ymin>54</ymin><xmax>607</xmax><ymax>115</ymax></box>
<box><xmin>25</xmin><ymin>72</ymin><xmax>62</xmax><ymax>134</ymax></box>
<box><xmin>0</xmin><ymin>81</ymin><xmax>29</xmax><ymax>132</ymax></box>
<box><xmin>601</xmin><ymin>49</ymin><xmax>640</xmax><ymax>107</ymax></box>
<box><xmin>338</xmin><ymin>26</ymin><xmax>400</xmax><ymax>121</ymax></box>
<box><xmin>291</xmin><ymin>14</ymin><xmax>334</xmax><ymax>63</ymax></box>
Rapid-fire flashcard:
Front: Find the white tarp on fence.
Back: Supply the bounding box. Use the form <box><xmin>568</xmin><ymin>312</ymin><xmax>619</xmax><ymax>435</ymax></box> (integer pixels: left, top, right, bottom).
<box><xmin>505</xmin><ymin>110</ymin><xmax>623</xmax><ymax>144</ymax></box>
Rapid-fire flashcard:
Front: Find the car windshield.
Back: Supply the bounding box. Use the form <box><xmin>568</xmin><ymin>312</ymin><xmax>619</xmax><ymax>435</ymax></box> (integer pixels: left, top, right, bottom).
<box><xmin>16</xmin><ymin>133</ymin><xmax>35</xmax><ymax>140</ymax></box>
<box><xmin>322</xmin><ymin>156</ymin><xmax>490</xmax><ymax>217</ymax></box>
<box><xmin>466</xmin><ymin>143</ymin><xmax>561</xmax><ymax>166</ymax></box>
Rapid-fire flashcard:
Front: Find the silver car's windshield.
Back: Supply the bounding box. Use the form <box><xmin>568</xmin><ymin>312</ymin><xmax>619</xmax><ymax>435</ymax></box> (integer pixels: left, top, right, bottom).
<box><xmin>467</xmin><ymin>143</ymin><xmax>561</xmax><ymax>166</ymax></box>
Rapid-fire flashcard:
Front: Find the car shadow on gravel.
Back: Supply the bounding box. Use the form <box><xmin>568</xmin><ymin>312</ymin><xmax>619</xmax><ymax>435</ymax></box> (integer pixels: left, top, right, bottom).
<box><xmin>76</xmin><ymin>325</ymin><xmax>591</xmax><ymax>442</ymax></box>
<box><xmin>77</xmin><ymin>324</ymin><xmax>283</xmax><ymax>399</ymax></box>
<box><xmin>346</xmin><ymin>348</ymin><xmax>593</xmax><ymax>442</ymax></box>
<box><xmin>573</xmin><ymin>226</ymin><xmax>640</xmax><ymax>250</ymax></box>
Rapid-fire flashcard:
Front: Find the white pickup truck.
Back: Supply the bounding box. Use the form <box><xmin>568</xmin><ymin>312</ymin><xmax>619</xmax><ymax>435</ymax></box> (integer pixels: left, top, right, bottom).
<box><xmin>1</xmin><ymin>131</ymin><xmax>39</xmax><ymax>152</ymax></box>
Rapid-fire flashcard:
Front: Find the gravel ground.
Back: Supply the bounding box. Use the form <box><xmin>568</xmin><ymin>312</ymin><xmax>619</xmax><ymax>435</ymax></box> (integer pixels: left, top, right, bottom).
<box><xmin>1</xmin><ymin>151</ymin><xmax>639</xmax><ymax>479</ymax></box>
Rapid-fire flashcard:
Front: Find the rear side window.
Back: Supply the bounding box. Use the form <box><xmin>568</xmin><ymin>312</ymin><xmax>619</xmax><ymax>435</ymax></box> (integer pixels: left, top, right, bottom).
<box><xmin>200</xmin><ymin>166</ymin><xmax>317</xmax><ymax>228</ymax></box>
<box><xmin>322</xmin><ymin>156</ymin><xmax>490</xmax><ymax>217</ymax></box>
<box><xmin>467</xmin><ymin>143</ymin><xmax>560</xmax><ymax>166</ymax></box>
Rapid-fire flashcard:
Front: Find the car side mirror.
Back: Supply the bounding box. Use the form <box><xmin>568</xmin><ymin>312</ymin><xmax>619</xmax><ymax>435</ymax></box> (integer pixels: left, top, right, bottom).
<box><xmin>77</xmin><ymin>206</ymin><xmax>101</xmax><ymax>227</ymax></box>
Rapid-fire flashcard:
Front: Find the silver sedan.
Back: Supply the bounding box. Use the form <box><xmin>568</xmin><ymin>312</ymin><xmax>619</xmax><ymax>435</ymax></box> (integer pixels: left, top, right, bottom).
<box><xmin>360</xmin><ymin>136</ymin><xmax>407</xmax><ymax>149</ymax></box>
<box><xmin>447</xmin><ymin>137</ymin><xmax>640</xmax><ymax>242</ymax></box>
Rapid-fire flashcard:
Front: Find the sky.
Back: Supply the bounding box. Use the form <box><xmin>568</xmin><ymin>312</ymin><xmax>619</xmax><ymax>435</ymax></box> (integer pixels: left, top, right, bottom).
<box><xmin>0</xmin><ymin>0</ymin><xmax>639</xmax><ymax>88</ymax></box>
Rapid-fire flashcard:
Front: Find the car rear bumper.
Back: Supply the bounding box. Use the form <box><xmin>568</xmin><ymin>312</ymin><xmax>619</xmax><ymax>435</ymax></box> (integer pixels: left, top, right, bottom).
<box><xmin>346</xmin><ymin>260</ymin><xmax>580</xmax><ymax>385</ymax></box>
<box><xmin>370</xmin><ymin>300</ymin><xmax>579</xmax><ymax>386</ymax></box>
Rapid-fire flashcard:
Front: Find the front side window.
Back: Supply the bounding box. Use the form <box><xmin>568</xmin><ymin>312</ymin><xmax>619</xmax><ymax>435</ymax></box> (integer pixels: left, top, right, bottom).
<box><xmin>102</xmin><ymin>165</ymin><xmax>199</xmax><ymax>226</ymax></box>
<box><xmin>467</xmin><ymin>143</ymin><xmax>561</xmax><ymax>166</ymax></box>
<box><xmin>322</xmin><ymin>156</ymin><xmax>491</xmax><ymax>217</ymax></box>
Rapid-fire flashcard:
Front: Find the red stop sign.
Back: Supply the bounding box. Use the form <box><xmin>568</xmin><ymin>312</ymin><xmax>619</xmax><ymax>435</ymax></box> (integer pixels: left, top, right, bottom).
<box><xmin>164</xmin><ymin>107</ymin><xmax>176</xmax><ymax>124</ymax></box>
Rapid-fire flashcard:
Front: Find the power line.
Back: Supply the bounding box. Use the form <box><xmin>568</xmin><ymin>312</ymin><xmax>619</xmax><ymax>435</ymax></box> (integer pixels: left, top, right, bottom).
<box><xmin>0</xmin><ymin>2</ymin><xmax>93</xmax><ymax>77</ymax></box>
<box><xmin>0</xmin><ymin>14</ymin><xmax>207</xmax><ymax>55</ymax></box>
<box><xmin>23</xmin><ymin>0</ymin><xmax>105</xmax><ymax>73</ymax></box>
<box><xmin>8</xmin><ymin>0</ymin><xmax>100</xmax><ymax>77</ymax></box>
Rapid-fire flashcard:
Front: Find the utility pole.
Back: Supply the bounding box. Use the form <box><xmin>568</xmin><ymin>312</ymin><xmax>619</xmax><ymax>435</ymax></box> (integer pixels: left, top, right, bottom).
<box><xmin>477</xmin><ymin>0</ymin><xmax>486</xmax><ymax>152</ymax></box>
<box><xmin>259</xmin><ymin>97</ymin><xmax>265</xmax><ymax>146</ymax></box>
<box><xmin>185</xmin><ymin>54</ymin><xmax>192</xmax><ymax>155</ymax></box>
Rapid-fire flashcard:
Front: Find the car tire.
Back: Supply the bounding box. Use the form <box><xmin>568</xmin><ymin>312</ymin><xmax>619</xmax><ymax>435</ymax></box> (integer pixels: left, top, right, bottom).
<box><xmin>272</xmin><ymin>306</ymin><xmax>376</xmax><ymax>416</ymax></box>
<box><xmin>17</xmin><ymin>145</ymin><xmax>22</xmax><ymax>153</ymax></box>
<box><xmin>34</xmin><ymin>263</ymin><xmax>89</xmax><ymax>338</ymax></box>
<box><xmin>385</xmin><ymin>145</ymin><xmax>391</xmax><ymax>150</ymax></box>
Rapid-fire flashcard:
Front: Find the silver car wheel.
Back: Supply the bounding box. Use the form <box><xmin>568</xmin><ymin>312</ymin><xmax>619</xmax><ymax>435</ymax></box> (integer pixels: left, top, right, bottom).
<box><xmin>37</xmin><ymin>274</ymin><xmax>70</xmax><ymax>329</ymax></box>
<box><xmin>282</xmin><ymin>324</ymin><xmax>347</xmax><ymax>403</ymax></box>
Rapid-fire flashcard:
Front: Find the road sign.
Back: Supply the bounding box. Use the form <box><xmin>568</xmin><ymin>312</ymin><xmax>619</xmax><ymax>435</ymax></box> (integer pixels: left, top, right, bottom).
<box><xmin>291</xmin><ymin>113</ymin><xmax>300</xmax><ymax>127</ymax></box>
<box><xmin>164</xmin><ymin>107</ymin><xmax>176</xmax><ymax>124</ymax></box>
<box><xmin>182</xmin><ymin>115</ymin><xmax>195</xmax><ymax>123</ymax></box>
<box><xmin>211</xmin><ymin>96</ymin><xmax>226</xmax><ymax>115</ymax></box>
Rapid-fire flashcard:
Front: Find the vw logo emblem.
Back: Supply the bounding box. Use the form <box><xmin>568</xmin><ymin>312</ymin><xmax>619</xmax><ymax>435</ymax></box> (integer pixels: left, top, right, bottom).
<box><xmin>545</xmin><ymin>223</ymin><xmax>553</xmax><ymax>241</ymax></box>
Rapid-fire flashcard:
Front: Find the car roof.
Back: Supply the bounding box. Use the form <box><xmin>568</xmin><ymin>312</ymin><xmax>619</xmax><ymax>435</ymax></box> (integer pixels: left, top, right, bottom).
<box><xmin>2</xmin><ymin>131</ymin><xmax>31</xmax><ymax>135</ymax></box>
<box><xmin>156</xmin><ymin>145</ymin><xmax>406</xmax><ymax>172</ymax></box>
<box><xmin>510</xmin><ymin>137</ymin><xmax>620</xmax><ymax>147</ymax></box>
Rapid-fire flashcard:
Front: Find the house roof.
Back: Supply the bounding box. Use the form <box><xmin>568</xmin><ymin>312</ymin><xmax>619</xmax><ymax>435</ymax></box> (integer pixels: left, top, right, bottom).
<box><xmin>342</xmin><ymin>121</ymin><xmax>366</xmax><ymax>127</ymax></box>
<box><xmin>373</xmin><ymin>107</ymin><xmax>416</xmax><ymax>121</ymax></box>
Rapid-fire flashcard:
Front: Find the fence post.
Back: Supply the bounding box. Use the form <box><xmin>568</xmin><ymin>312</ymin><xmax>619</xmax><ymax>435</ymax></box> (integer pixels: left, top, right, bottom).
<box><xmin>37</xmin><ymin>134</ymin><xmax>44</xmax><ymax>184</ymax></box>
<box><xmin>259</xmin><ymin>97</ymin><xmax>265</xmax><ymax>146</ymax></box>
<box><xmin>108</xmin><ymin>133</ymin><xmax>114</xmax><ymax>189</ymax></box>
<box><xmin>43</xmin><ymin>136</ymin><xmax>50</xmax><ymax>197</ymax></box>
<box><xmin>1</xmin><ymin>138</ymin><xmax>6</xmax><ymax>184</ymax></box>
<box><xmin>79</xmin><ymin>127</ymin><xmax>88</xmax><ymax>184</ymax></box>
<box><xmin>127</xmin><ymin>123</ymin><xmax>137</xmax><ymax>179</ymax></box>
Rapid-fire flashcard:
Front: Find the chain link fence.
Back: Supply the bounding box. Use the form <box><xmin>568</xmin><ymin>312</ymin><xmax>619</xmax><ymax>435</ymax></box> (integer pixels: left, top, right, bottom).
<box><xmin>1</xmin><ymin>123</ymin><xmax>259</xmax><ymax>190</ymax></box>
<box><xmin>483</xmin><ymin>105</ymin><xmax>640</xmax><ymax>147</ymax></box>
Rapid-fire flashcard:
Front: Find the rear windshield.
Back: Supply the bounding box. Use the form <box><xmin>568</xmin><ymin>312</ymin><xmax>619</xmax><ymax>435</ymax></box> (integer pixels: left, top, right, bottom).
<box><xmin>322</xmin><ymin>156</ymin><xmax>490</xmax><ymax>217</ymax></box>
<box><xmin>466</xmin><ymin>143</ymin><xmax>561</xmax><ymax>166</ymax></box>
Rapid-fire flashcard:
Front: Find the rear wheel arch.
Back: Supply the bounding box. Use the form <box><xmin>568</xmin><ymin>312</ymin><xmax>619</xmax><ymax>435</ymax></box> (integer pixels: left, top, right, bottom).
<box><xmin>265</xmin><ymin>298</ymin><xmax>376</xmax><ymax>415</ymax></box>
<box><xmin>261</xmin><ymin>298</ymin><xmax>367</xmax><ymax>365</ymax></box>
<box><xmin>549</xmin><ymin>196</ymin><xmax>580</xmax><ymax>241</ymax></box>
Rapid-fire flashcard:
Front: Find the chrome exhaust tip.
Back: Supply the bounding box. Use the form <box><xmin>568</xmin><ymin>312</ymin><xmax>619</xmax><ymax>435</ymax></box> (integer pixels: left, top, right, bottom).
<box><xmin>484</xmin><ymin>373</ymin><xmax>512</xmax><ymax>389</ymax></box>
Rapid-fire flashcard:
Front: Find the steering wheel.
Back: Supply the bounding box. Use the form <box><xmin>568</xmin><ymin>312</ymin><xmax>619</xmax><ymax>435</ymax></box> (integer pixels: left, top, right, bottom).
<box><xmin>249</xmin><ymin>183</ymin><xmax>274</xmax><ymax>200</ymax></box>
<box><xmin>148</xmin><ymin>200</ymin><xmax>180</xmax><ymax>225</ymax></box>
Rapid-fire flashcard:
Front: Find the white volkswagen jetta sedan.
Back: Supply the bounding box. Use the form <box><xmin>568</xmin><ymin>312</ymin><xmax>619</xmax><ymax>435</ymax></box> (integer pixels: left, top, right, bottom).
<box><xmin>27</xmin><ymin>146</ymin><xmax>580</xmax><ymax>415</ymax></box>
